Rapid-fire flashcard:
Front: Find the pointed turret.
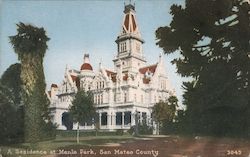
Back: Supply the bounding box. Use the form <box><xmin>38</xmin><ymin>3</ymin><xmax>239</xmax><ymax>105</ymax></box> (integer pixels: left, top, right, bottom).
<box><xmin>80</xmin><ymin>54</ymin><xmax>93</xmax><ymax>71</ymax></box>
<box><xmin>114</xmin><ymin>3</ymin><xmax>146</xmax><ymax>73</ymax></box>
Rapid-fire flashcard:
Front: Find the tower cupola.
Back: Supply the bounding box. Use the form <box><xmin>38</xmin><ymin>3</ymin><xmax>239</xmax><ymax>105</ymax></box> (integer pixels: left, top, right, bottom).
<box><xmin>113</xmin><ymin>3</ymin><xmax>146</xmax><ymax>72</ymax></box>
<box><xmin>80</xmin><ymin>54</ymin><xmax>93</xmax><ymax>71</ymax></box>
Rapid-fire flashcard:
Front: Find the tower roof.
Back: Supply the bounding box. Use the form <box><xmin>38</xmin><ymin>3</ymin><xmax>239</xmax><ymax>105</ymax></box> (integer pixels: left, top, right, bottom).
<box><xmin>119</xmin><ymin>3</ymin><xmax>141</xmax><ymax>35</ymax></box>
<box><xmin>80</xmin><ymin>53</ymin><xmax>93</xmax><ymax>71</ymax></box>
<box><xmin>80</xmin><ymin>63</ymin><xmax>93</xmax><ymax>71</ymax></box>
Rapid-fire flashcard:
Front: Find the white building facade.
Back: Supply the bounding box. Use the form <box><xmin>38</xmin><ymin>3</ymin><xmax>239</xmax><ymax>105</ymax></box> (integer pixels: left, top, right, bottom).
<box><xmin>49</xmin><ymin>4</ymin><xmax>175</xmax><ymax>131</ymax></box>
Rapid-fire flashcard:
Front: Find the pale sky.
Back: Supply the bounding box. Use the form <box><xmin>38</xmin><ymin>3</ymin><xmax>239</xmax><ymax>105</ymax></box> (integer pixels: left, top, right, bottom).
<box><xmin>0</xmin><ymin>0</ymin><xmax>188</xmax><ymax>105</ymax></box>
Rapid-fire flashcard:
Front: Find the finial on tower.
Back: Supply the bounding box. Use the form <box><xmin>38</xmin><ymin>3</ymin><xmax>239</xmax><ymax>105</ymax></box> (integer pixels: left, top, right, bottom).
<box><xmin>124</xmin><ymin>0</ymin><xmax>135</xmax><ymax>13</ymax></box>
<box><xmin>83</xmin><ymin>53</ymin><xmax>90</xmax><ymax>63</ymax></box>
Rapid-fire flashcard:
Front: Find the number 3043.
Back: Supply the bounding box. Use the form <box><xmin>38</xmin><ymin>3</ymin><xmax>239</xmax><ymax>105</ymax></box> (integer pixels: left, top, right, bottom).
<box><xmin>227</xmin><ymin>150</ymin><xmax>242</xmax><ymax>155</ymax></box>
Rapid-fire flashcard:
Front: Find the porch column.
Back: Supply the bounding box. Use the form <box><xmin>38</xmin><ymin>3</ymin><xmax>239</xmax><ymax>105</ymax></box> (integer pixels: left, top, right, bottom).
<box><xmin>131</xmin><ymin>111</ymin><xmax>135</xmax><ymax>126</ymax></box>
<box><xmin>107</xmin><ymin>112</ymin><xmax>111</xmax><ymax>129</ymax></box>
<box><xmin>140</xmin><ymin>112</ymin><xmax>143</xmax><ymax>124</ymax></box>
<box><xmin>112</xmin><ymin>112</ymin><xmax>116</xmax><ymax>129</ymax></box>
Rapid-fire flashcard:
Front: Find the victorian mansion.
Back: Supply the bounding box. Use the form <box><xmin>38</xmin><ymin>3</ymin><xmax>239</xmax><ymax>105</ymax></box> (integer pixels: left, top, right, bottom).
<box><xmin>48</xmin><ymin>4</ymin><xmax>175</xmax><ymax>131</ymax></box>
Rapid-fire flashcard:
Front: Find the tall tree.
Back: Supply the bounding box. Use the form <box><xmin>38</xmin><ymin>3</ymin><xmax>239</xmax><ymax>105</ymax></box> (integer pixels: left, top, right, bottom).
<box><xmin>156</xmin><ymin>0</ymin><xmax>250</xmax><ymax>136</ymax></box>
<box><xmin>0</xmin><ymin>63</ymin><xmax>24</xmax><ymax>143</ymax></box>
<box><xmin>152</xmin><ymin>96</ymin><xmax>178</xmax><ymax>134</ymax></box>
<box><xmin>9</xmin><ymin>22</ymin><xmax>52</xmax><ymax>142</ymax></box>
<box><xmin>69</xmin><ymin>90</ymin><xmax>95</xmax><ymax>143</ymax></box>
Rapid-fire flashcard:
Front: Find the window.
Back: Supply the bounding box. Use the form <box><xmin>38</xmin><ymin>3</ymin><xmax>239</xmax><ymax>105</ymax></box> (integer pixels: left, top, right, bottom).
<box><xmin>124</xmin><ymin>42</ymin><xmax>127</xmax><ymax>51</ymax></box>
<box><xmin>101</xmin><ymin>112</ymin><xmax>107</xmax><ymax>125</ymax></box>
<box><xmin>116</xmin><ymin>112</ymin><xmax>122</xmax><ymax>125</ymax></box>
<box><xmin>124</xmin><ymin>112</ymin><xmax>131</xmax><ymax>125</ymax></box>
<box><xmin>120</xmin><ymin>42</ymin><xmax>127</xmax><ymax>52</ymax></box>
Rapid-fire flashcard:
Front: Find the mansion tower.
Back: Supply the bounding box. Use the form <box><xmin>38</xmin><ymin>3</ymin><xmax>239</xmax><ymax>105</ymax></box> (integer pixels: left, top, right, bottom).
<box><xmin>48</xmin><ymin>4</ymin><xmax>175</xmax><ymax>131</ymax></box>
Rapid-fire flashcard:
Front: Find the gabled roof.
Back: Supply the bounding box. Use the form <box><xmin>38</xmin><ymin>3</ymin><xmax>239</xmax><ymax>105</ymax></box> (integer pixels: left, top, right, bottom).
<box><xmin>139</xmin><ymin>64</ymin><xmax>157</xmax><ymax>75</ymax></box>
<box><xmin>51</xmin><ymin>83</ymin><xmax>58</xmax><ymax>88</ymax></box>
<box><xmin>70</xmin><ymin>75</ymin><xmax>80</xmax><ymax>89</ymax></box>
<box><xmin>139</xmin><ymin>64</ymin><xmax>158</xmax><ymax>84</ymax></box>
<box><xmin>106</xmin><ymin>70</ymin><xmax>115</xmax><ymax>76</ymax></box>
<box><xmin>106</xmin><ymin>70</ymin><xmax>117</xmax><ymax>82</ymax></box>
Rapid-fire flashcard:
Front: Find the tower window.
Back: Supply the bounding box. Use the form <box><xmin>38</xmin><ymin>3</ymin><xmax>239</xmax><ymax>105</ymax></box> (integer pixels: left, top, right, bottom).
<box><xmin>120</xmin><ymin>42</ymin><xmax>127</xmax><ymax>52</ymax></box>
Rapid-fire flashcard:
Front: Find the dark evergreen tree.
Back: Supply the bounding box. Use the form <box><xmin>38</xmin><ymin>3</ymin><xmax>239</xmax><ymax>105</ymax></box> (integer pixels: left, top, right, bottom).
<box><xmin>0</xmin><ymin>63</ymin><xmax>21</xmax><ymax>105</ymax></box>
<box><xmin>0</xmin><ymin>63</ymin><xmax>24</xmax><ymax>143</ymax></box>
<box><xmin>9</xmin><ymin>22</ymin><xmax>54</xmax><ymax>142</ymax></box>
<box><xmin>156</xmin><ymin>0</ymin><xmax>250</xmax><ymax>137</ymax></box>
<box><xmin>152</xmin><ymin>96</ymin><xmax>178</xmax><ymax>134</ymax></box>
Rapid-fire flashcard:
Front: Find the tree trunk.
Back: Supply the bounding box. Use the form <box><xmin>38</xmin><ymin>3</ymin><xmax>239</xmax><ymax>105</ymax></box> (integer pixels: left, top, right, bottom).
<box><xmin>21</xmin><ymin>54</ymin><xmax>48</xmax><ymax>143</ymax></box>
<box><xmin>77</xmin><ymin>122</ymin><xmax>80</xmax><ymax>144</ymax></box>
